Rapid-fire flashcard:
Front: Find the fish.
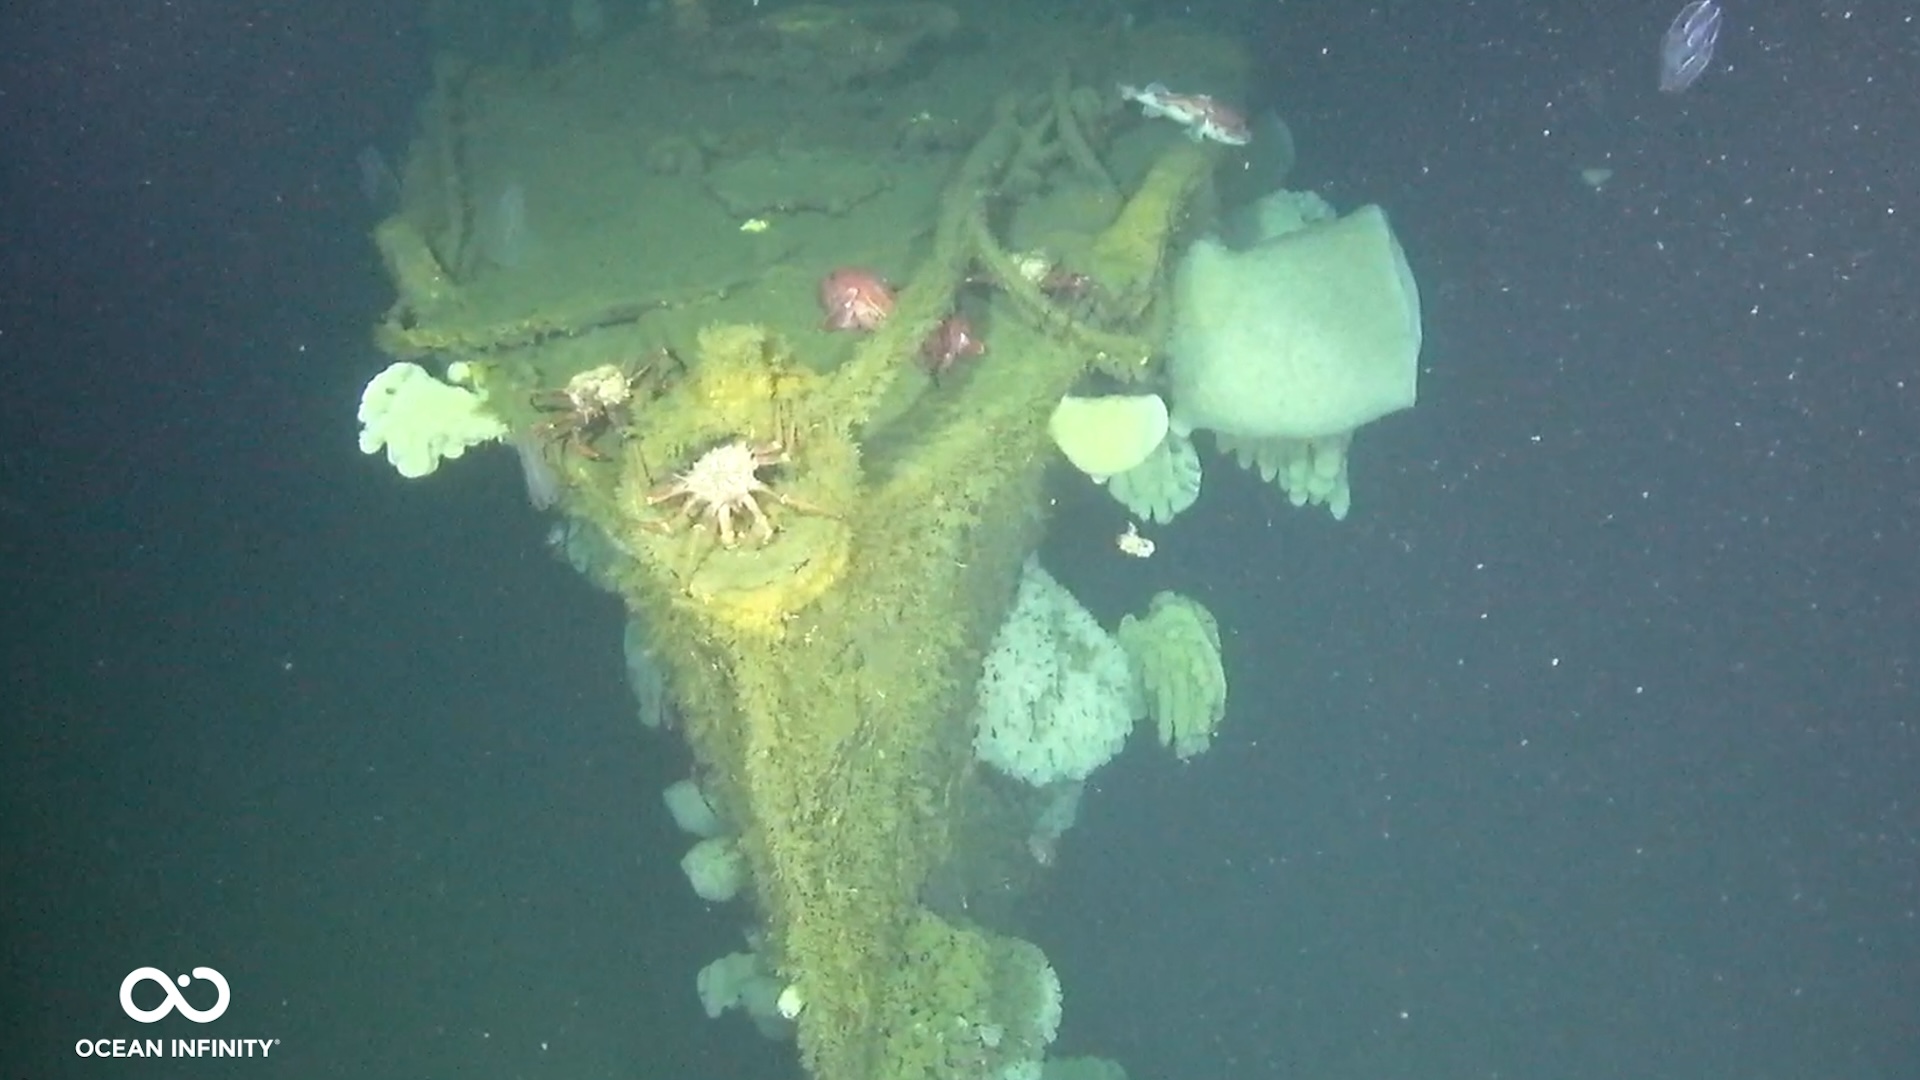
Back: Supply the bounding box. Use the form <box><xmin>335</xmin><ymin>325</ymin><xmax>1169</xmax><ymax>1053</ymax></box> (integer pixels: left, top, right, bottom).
<box><xmin>1118</xmin><ymin>82</ymin><xmax>1251</xmax><ymax>146</ymax></box>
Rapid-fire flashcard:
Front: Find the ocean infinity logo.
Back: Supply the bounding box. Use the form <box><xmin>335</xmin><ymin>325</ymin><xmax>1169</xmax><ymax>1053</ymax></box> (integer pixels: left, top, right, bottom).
<box><xmin>119</xmin><ymin>967</ymin><xmax>230</xmax><ymax>1023</ymax></box>
<box><xmin>76</xmin><ymin>967</ymin><xmax>276</xmax><ymax>1059</ymax></box>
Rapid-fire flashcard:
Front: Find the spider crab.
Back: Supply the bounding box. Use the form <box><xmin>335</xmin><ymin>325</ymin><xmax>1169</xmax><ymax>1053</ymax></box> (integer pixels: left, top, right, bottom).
<box><xmin>1010</xmin><ymin>250</ymin><xmax>1096</xmax><ymax>302</ymax></box>
<box><xmin>646</xmin><ymin>438</ymin><xmax>824</xmax><ymax>548</ymax></box>
<box><xmin>963</xmin><ymin>249</ymin><xmax>1098</xmax><ymax>314</ymax></box>
<box><xmin>529</xmin><ymin>352</ymin><xmax>668</xmax><ymax>460</ymax></box>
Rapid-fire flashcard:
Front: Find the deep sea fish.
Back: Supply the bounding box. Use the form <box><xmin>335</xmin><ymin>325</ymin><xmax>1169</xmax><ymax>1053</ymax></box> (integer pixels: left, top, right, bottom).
<box><xmin>1119</xmin><ymin>82</ymin><xmax>1251</xmax><ymax>145</ymax></box>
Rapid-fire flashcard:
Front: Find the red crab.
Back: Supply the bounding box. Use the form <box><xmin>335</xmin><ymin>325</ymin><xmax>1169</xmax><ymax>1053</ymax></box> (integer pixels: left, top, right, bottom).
<box><xmin>819</xmin><ymin>268</ymin><xmax>895</xmax><ymax>331</ymax></box>
<box><xmin>920</xmin><ymin>314</ymin><xmax>985</xmax><ymax>378</ymax></box>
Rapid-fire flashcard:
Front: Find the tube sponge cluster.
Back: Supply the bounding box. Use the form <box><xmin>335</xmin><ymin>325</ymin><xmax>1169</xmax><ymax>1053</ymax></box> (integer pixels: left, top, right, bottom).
<box><xmin>972</xmin><ymin>559</ymin><xmax>1140</xmax><ymax>787</ymax></box>
<box><xmin>1116</xmin><ymin>593</ymin><xmax>1227</xmax><ymax>760</ymax></box>
<box><xmin>1107</xmin><ymin>430</ymin><xmax>1203</xmax><ymax>524</ymax></box>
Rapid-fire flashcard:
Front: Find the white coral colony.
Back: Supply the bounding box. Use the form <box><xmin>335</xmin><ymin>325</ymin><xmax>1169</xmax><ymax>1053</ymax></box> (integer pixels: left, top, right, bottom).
<box><xmin>356</xmin><ymin>361</ymin><xmax>506</xmax><ymax>478</ymax></box>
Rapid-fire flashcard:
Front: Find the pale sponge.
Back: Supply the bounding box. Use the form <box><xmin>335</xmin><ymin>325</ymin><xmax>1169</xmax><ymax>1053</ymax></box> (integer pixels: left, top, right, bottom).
<box><xmin>681</xmin><ymin>836</ymin><xmax>748</xmax><ymax>902</ymax></box>
<box><xmin>356</xmin><ymin>361</ymin><xmax>506</xmax><ymax>478</ymax></box>
<box><xmin>973</xmin><ymin>559</ymin><xmax>1139</xmax><ymax>787</ymax></box>
<box><xmin>662</xmin><ymin>777</ymin><xmax>723</xmax><ymax>838</ymax></box>
<box><xmin>1116</xmin><ymin>592</ymin><xmax>1227</xmax><ymax>761</ymax></box>
<box><xmin>1107</xmin><ymin>428</ymin><xmax>1202</xmax><ymax>524</ymax></box>
<box><xmin>1167</xmin><ymin>204</ymin><xmax>1421</xmax><ymax>442</ymax></box>
<box><xmin>696</xmin><ymin>950</ymin><xmax>791</xmax><ymax>1038</ymax></box>
<box><xmin>1216</xmin><ymin>431</ymin><xmax>1354</xmax><ymax>521</ymax></box>
<box><xmin>1048</xmin><ymin>394</ymin><xmax>1169</xmax><ymax>481</ymax></box>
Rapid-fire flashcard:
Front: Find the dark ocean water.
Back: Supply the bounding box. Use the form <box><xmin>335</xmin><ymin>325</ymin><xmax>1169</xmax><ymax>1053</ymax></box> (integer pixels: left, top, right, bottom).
<box><xmin>3</xmin><ymin>1</ymin><xmax>1913</xmax><ymax>1078</ymax></box>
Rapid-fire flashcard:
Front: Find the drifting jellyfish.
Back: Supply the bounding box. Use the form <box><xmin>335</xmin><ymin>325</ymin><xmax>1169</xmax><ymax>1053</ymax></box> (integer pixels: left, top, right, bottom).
<box><xmin>1660</xmin><ymin>0</ymin><xmax>1722</xmax><ymax>93</ymax></box>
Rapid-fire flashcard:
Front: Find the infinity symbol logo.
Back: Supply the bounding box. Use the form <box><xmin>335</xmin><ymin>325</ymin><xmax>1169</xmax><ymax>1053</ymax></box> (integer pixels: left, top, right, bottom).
<box><xmin>119</xmin><ymin>967</ymin><xmax>231</xmax><ymax>1023</ymax></box>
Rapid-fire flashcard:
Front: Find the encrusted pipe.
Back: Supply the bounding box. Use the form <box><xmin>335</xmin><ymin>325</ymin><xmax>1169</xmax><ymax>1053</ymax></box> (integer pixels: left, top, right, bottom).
<box><xmin>1089</xmin><ymin>139</ymin><xmax>1218</xmax><ymax>325</ymax></box>
<box><xmin>829</xmin><ymin>97</ymin><xmax>1026</xmax><ymax>430</ymax></box>
<box><xmin>960</xmin><ymin>209</ymin><xmax>1152</xmax><ymax>379</ymax></box>
<box><xmin>1050</xmin><ymin>71</ymin><xmax>1117</xmax><ymax>201</ymax></box>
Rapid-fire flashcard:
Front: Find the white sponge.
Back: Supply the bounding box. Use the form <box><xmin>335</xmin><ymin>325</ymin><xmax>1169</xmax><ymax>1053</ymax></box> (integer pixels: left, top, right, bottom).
<box><xmin>663</xmin><ymin>778</ymin><xmax>723</xmax><ymax>838</ymax></box>
<box><xmin>696</xmin><ymin>952</ymin><xmax>763</xmax><ymax>1018</ymax></box>
<box><xmin>1168</xmin><ymin>205</ymin><xmax>1421</xmax><ymax>442</ymax></box>
<box><xmin>1047</xmin><ymin>393</ymin><xmax>1170</xmax><ymax>481</ymax></box>
<box><xmin>356</xmin><ymin>361</ymin><xmax>506</xmax><ymax>478</ymax></box>
<box><xmin>681</xmin><ymin>837</ymin><xmax>747</xmax><ymax>902</ymax></box>
<box><xmin>1106</xmin><ymin>428</ymin><xmax>1202</xmax><ymax>524</ymax></box>
<box><xmin>696</xmin><ymin>951</ymin><xmax>792</xmax><ymax>1039</ymax></box>
<box><xmin>972</xmin><ymin>559</ymin><xmax>1139</xmax><ymax>787</ymax></box>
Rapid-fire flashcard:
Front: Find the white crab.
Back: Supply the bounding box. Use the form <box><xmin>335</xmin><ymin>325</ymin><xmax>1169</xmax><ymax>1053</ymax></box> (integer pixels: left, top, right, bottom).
<box><xmin>564</xmin><ymin>363</ymin><xmax>637</xmax><ymax>411</ymax></box>
<box><xmin>645</xmin><ymin>439</ymin><xmax>819</xmax><ymax>547</ymax></box>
